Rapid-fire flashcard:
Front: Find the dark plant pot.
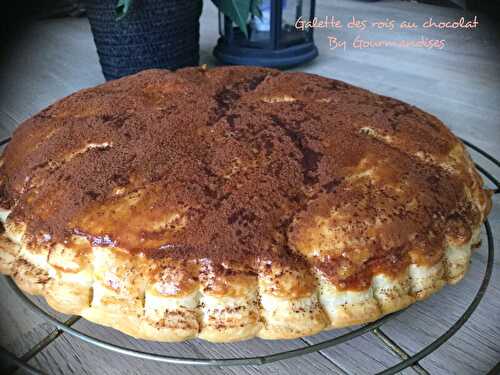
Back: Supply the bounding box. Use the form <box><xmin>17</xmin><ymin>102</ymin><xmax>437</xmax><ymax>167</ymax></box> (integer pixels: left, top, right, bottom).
<box><xmin>83</xmin><ymin>0</ymin><xmax>202</xmax><ymax>80</ymax></box>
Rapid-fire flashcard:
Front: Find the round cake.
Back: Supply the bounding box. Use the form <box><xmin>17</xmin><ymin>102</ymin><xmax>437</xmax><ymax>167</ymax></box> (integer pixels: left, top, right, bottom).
<box><xmin>0</xmin><ymin>66</ymin><xmax>492</xmax><ymax>342</ymax></box>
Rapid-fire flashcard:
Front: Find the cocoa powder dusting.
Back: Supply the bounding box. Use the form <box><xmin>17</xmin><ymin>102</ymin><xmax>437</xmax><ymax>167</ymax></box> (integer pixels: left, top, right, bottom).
<box><xmin>0</xmin><ymin>66</ymin><xmax>481</xmax><ymax>288</ymax></box>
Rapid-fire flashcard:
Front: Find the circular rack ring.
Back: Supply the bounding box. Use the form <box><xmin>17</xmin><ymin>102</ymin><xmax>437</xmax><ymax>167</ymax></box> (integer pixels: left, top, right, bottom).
<box><xmin>2</xmin><ymin>137</ymin><xmax>498</xmax><ymax>373</ymax></box>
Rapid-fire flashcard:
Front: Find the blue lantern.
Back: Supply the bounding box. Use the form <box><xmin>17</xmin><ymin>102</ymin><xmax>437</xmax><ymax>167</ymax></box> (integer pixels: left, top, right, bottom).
<box><xmin>214</xmin><ymin>0</ymin><xmax>318</xmax><ymax>68</ymax></box>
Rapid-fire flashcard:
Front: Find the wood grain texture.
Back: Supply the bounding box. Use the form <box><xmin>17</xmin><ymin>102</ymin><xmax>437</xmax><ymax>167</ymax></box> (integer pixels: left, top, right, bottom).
<box><xmin>29</xmin><ymin>321</ymin><xmax>348</xmax><ymax>375</ymax></box>
<box><xmin>0</xmin><ymin>0</ymin><xmax>499</xmax><ymax>374</ymax></box>
<box><xmin>0</xmin><ymin>278</ymin><xmax>54</xmax><ymax>358</ymax></box>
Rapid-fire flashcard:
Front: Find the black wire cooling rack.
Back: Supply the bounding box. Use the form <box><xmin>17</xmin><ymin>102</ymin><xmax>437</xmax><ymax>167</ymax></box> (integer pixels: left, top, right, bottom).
<box><xmin>0</xmin><ymin>136</ymin><xmax>498</xmax><ymax>375</ymax></box>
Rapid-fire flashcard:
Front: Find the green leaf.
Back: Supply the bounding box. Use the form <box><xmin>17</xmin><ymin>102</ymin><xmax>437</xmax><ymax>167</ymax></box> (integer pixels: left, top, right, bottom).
<box><xmin>250</xmin><ymin>0</ymin><xmax>263</xmax><ymax>19</ymax></box>
<box><xmin>116</xmin><ymin>0</ymin><xmax>133</xmax><ymax>21</ymax></box>
<box><xmin>212</xmin><ymin>0</ymin><xmax>252</xmax><ymax>37</ymax></box>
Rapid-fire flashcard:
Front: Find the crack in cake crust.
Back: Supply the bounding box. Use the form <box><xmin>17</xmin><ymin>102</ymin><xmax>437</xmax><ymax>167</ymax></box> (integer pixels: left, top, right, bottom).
<box><xmin>0</xmin><ymin>66</ymin><xmax>492</xmax><ymax>342</ymax></box>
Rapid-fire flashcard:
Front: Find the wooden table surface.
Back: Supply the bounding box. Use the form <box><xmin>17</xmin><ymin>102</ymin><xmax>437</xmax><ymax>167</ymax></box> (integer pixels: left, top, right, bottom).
<box><xmin>0</xmin><ymin>1</ymin><xmax>499</xmax><ymax>374</ymax></box>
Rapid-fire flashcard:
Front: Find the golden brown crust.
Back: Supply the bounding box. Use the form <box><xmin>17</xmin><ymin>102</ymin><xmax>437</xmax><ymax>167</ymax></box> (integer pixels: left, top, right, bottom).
<box><xmin>0</xmin><ymin>66</ymin><xmax>492</xmax><ymax>342</ymax></box>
